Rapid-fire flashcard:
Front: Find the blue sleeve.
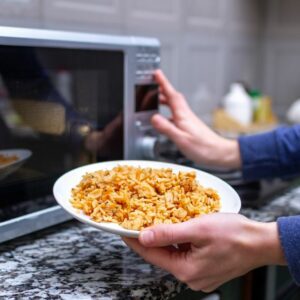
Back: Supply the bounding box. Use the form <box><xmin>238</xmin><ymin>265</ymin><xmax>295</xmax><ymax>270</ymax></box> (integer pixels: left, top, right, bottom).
<box><xmin>277</xmin><ymin>216</ymin><xmax>300</xmax><ymax>285</ymax></box>
<box><xmin>238</xmin><ymin>125</ymin><xmax>300</xmax><ymax>180</ymax></box>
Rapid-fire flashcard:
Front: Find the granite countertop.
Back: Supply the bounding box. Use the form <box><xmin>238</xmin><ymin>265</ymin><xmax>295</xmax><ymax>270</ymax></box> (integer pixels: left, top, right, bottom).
<box><xmin>241</xmin><ymin>184</ymin><xmax>300</xmax><ymax>221</ymax></box>
<box><xmin>0</xmin><ymin>223</ymin><xmax>184</xmax><ymax>300</ymax></box>
<box><xmin>0</xmin><ymin>184</ymin><xmax>300</xmax><ymax>300</ymax></box>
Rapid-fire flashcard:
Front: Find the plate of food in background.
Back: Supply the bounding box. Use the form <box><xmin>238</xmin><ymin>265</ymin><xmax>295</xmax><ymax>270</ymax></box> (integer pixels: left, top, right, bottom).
<box><xmin>53</xmin><ymin>160</ymin><xmax>241</xmax><ymax>238</ymax></box>
<box><xmin>0</xmin><ymin>149</ymin><xmax>32</xmax><ymax>180</ymax></box>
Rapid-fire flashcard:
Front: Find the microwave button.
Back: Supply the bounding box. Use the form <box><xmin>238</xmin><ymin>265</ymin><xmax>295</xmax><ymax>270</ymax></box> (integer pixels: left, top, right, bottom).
<box><xmin>139</xmin><ymin>63</ymin><xmax>148</xmax><ymax>71</ymax></box>
<box><xmin>138</xmin><ymin>136</ymin><xmax>159</xmax><ymax>159</ymax></box>
<box><xmin>138</xmin><ymin>58</ymin><xmax>148</xmax><ymax>64</ymax></box>
<box><xmin>144</xmin><ymin>58</ymin><xmax>152</xmax><ymax>64</ymax></box>
<box><xmin>138</xmin><ymin>47</ymin><xmax>147</xmax><ymax>54</ymax></box>
<box><xmin>137</xmin><ymin>55</ymin><xmax>145</xmax><ymax>60</ymax></box>
<box><xmin>135</xmin><ymin>120</ymin><xmax>142</xmax><ymax>127</ymax></box>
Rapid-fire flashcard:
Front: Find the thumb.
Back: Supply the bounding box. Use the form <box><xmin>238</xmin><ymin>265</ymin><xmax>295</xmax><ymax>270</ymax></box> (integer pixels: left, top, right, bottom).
<box><xmin>139</xmin><ymin>219</ymin><xmax>199</xmax><ymax>247</ymax></box>
<box><xmin>151</xmin><ymin>114</ymin><xmax>186</xmax><ymax>144</ymax></box>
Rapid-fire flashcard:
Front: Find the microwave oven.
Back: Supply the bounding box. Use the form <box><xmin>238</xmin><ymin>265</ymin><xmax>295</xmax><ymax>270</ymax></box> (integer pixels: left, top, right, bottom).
<box><xmin>0</xmin><ymin>26</ymin><xmax>160</xmax><ymax>242</ymax></box>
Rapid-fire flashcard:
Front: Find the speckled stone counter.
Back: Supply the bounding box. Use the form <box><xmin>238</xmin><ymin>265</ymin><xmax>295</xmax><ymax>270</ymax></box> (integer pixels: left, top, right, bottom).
<box><xmin>0</xmin><ymin>222</ymin><xmax>184</xmax><ymax>300</ymax></box>
<box><xmin>241</xmin><ymin>184</ymin><xmax>300</xmax><ymax>221</ymax></box>
<box><xmin>0</xmin><ymin>184</ymin><xmax>300</xmax><ymax>300</ymax></box>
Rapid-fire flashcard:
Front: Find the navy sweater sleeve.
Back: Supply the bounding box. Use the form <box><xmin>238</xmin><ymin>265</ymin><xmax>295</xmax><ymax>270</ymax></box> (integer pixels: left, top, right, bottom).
<box><xmin>238</xmin><ymin>125</ymin><xmax>300</xmax><ymax>285</ymax></box>
<box><xmin>238</xmin><ymin>125</ymin><xmax>300</xmax><ymax>181</ymax></box>
<box><xmin>277</xmin><ymin>216</ymin><xmax>300</xmax><ymax>285</ymax></box>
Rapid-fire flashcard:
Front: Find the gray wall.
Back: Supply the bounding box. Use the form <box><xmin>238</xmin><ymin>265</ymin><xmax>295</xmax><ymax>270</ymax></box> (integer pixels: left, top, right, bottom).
<box><xmin>262</xmin><ymin>0</ymin><xmax>300</xmax><ymax>116</ymax></box>
<box><xmin>2</xmin><ymin>0</ymin><xmax>292</xmax><ymax>117</ymax></box>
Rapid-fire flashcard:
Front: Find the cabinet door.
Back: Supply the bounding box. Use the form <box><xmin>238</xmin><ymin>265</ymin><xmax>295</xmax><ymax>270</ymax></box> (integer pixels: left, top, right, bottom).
<box><xmin>43</xmin><ymin>0</ymin><xmax>124</xmax><ymax>34</ymax></box>
<box><xmin>125</xmin><ymin>0</ymin><xmax>181</xmax><ymax>32</ymax></box>
<box><xmin>0</xmin><ymin>0</ymin><xmax>41</xmax><ymax>27</ymax></box>
<box><xmin>184</xmin><ymin>0</ymin><xmax>226</xmax><ymax>31</ymax></box>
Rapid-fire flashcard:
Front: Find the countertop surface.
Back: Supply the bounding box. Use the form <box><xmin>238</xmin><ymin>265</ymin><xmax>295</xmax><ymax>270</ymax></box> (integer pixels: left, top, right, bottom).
<box><xmin>0</xmin><ymin>222</ymin><xmax>183</xmax><ymax>300</ymax></box>
<box><xmin>1</xmin><ymin>184</ymin><xmax>300</xmax><ymax>300</ymax></box>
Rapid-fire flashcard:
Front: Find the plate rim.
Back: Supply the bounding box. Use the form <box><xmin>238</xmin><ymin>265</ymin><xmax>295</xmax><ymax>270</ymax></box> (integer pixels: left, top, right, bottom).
<box><xmin>0</xmin><ymin>148</ymin><xmax>32</xmax><ymax>170</ymax></box>
<box><xmin>53</xmin><ymin>160</ymin><xmax>241</xmax><ymax>238</ymax></box>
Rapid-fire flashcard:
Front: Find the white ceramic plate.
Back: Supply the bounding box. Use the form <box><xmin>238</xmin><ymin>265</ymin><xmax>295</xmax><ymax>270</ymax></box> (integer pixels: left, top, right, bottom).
<box><xmin>53</xmin><ymin>160</ymin><xmax>241</xmax><ymax>238</ymax></box>
<box><xmin>0</xmin><ymin>149</ymin><xmax>32</xmax><ymax>180</ymax></box>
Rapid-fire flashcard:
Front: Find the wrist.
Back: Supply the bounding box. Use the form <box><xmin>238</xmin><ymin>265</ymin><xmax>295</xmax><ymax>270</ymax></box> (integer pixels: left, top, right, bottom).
<box><xmin>206</xmin><ymin>137</ymin><xmax>241</xmax><ymax>169</ymax></box>
<box><xmin>246</xmin><ymin>221</ymin><xmax>287</xmax><ymax>267</ymax></box>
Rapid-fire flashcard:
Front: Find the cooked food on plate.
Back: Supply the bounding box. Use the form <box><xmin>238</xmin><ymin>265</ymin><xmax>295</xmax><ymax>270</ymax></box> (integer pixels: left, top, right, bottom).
<box><xmin>70</xmin><ymin>165</ymin><xmax>220</xmax><ymax>230</ymax></box>
<box><xmin>0</xmin><ymin>154</ymin><xmax>19</xmax><ymax>166</ymax></box>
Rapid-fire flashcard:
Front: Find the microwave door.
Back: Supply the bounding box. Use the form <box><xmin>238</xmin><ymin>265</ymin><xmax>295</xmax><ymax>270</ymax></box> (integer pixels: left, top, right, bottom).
<box><xmin>0</xmin><ymin>46</ymin><xmax>124</xmax><ymax>209</ymax></box>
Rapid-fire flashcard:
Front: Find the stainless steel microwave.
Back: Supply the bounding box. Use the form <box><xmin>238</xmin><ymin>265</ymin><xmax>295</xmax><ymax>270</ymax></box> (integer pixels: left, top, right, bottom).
<box><xmin>0</xmin><ymin>26</ymin><xmax>160</xmax><ymax>242</ymax></box>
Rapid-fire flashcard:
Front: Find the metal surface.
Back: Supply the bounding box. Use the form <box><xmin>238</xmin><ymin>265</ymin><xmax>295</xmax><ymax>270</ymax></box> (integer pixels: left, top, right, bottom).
<box><xmin>137</xmin><ymin>136</ymin><xmax>159</xmax><ymax>159</ymax></box>
<box><xmin>0</xmin><ymin>26</ymin><xmax>159</xmax><ymax>49</ymax></box>
<box><xmin>0</xmin><ymin>206</ymin><xmax>73</xmax><ymax>243</ymax></box>
<box><xmin>0</xmin><ymin>26</ymin><xmax>160</xmax><ymax>242</ymax></box>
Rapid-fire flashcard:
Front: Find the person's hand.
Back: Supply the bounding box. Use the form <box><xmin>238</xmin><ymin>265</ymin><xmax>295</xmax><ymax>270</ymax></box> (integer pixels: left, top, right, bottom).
<box><xmin>153</xmin><ymin>70</ymin><xmax>241</xmax><ymax>169</ymax></box>
<box><xmin>123</xmin><ymin>213</ymin><xmax>286</xmax><ymax>292</ymax></box>
<box><xmin>84</xmin><ymin>114</ymin><xmax>123</xmax><ymax>157</ymax></box>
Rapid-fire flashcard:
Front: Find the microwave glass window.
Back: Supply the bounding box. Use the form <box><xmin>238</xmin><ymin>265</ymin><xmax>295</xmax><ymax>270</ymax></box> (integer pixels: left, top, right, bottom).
<box><xmin>135</xmin><ymin>84</ymin><xmax>159</xmax><ymax>112</ymax></box>
<box><xmin>0</xmin><ymin>45</ymin><xmax>124</xmax><ymax>215</ymax></box>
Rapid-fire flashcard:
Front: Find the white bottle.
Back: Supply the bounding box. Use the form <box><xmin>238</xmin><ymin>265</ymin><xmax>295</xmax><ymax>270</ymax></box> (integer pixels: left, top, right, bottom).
<box><xmin>287</xmin><ymin>99</ymin><xmax>300</xmax><ymax>124</ymax></box>
<box><xmin>223</xmin><ymin>83</ymin><xmax>253</xmax><ymax>125</ymax></box>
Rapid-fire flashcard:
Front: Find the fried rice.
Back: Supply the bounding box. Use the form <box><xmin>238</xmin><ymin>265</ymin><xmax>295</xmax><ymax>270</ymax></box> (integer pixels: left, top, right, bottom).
<box><xmin>0</xmin><ymin>154</ymin><xmax>18</xmax><ymax>166</ymax></box>
<box><xmin>70</xmin><ymin>165</ymin><xmax>220</xmax><ymax>230</ymax></box>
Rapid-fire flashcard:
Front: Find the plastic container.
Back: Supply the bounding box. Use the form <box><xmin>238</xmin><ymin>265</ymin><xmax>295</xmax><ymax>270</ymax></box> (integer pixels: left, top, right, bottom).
<box><xmin>223</xmin><ymin>83</ymin><xmax>253</xmax><ymax>125</ymax></box>
<box><xmin>287</xmin><ymin>99</ymin><xmax>300</xmax><ymax>124</ymax></box>
<box><xmin>249</xmin><ymin>90</ymin><xmax>262</xmax><ymax>122</ymax></box>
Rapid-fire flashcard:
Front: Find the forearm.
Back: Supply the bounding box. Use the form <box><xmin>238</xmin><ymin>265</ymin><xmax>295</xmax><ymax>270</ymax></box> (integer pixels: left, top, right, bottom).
<box><xmin>202</xmin><ymin>137</ymin><xmax>242</xmax><ymax>170</ymax></box>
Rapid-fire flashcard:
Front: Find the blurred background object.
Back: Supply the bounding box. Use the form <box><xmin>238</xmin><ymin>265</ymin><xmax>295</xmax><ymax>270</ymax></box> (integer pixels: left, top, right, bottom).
<box><xmin>0</xmin><ymin>0</ymin><xmax>298</xmax><ymax>123</ymax></box>
<box><xmin>287</xmin><ymin>99</ymin><xmax>300</xmax><ymax>124</ymax></box>
<box><xmin>1</xmin><ymin>1</ymin><xmax>300</xmax><ymax>300</ymax></box>
<box><xmin>12</xmin><ymin>99</ymin><xmax>66</xmax><ymax>135</ymax></box>
<box><xmin>0</xmin><ymin>0</ymin><xmax>294</xmax><ymax>210</ymax></box>
<box><xmin>213</xmin><ymin>83</ymin><xmax>278</xmax><ymax>137</ymax></box>
<box><xmin>223</xmin><ymin>83</ymin><xmax>253</xmax><ymax>126</ymax></box>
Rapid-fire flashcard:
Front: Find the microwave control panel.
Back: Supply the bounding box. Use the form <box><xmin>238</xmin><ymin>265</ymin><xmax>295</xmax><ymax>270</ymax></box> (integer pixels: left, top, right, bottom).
<box><xmin>133</xmin><ymin>46</ymin><xmax>160</xmax><ymax>160</ymax></box>
<box><xmin>135</xmin><ymin>46</ymin><xmax>160</xmax><ymax>82</ymax></box>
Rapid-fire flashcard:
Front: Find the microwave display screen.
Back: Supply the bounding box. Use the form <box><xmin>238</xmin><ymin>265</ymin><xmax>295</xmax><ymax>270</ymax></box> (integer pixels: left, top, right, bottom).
<box><xmin>135</xmin><ymin>84</ymin><xmax>159</xmax><ymax>112</ymax></box>
<box><xmin>0</xmin><ymin>45</ymin><xmax>124</xmax><ymax>221</ymax></box>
